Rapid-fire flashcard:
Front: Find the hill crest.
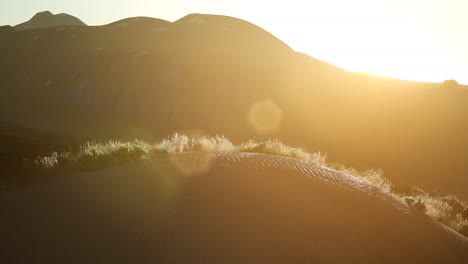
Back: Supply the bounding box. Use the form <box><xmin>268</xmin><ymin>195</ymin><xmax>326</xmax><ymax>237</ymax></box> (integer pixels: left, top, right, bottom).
<box><xmin>14</xmin><ymin>11</ymin><xmax>87</xmax><ymax>30</ymax></box>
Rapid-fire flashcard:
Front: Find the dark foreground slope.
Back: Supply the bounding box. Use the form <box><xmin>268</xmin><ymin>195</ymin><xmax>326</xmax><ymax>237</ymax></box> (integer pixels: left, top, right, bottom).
<box><xmin>1</xmin><ymin>152</ymin><xmax>467</xmax><ymax>263</ymax></box>
<box><xmin>0</xmin><ymin>121</ymin><xmax>80</xmax><ymax>185</ymax></box>
<box><xmin>1</xmin><ymin>13</ymin><xmax>468</xmax><ymax>198</ymax></box>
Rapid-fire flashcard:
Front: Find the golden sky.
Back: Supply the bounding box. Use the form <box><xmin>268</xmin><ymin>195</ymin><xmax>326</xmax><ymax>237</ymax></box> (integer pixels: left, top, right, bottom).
<box><xmin>2</xmin><ymin>0</ymin><xmax>467</xmax><ymax>84</ymax></box>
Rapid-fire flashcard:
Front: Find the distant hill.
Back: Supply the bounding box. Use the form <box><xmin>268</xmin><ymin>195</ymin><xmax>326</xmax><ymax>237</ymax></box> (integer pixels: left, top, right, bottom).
<box><xmin>0</xmin><ymin>25</ymin><xmax>16</xmax><ymax>33</ymax></box>
<box><xmin>1</xmin><ymin>13</ymin><xmax>468</xmax><ymax>199</ymax></box>
<box><xmin>14</xmin><ymin>11</ymin><xmax>86</xmax><ymax>31</ymax></box>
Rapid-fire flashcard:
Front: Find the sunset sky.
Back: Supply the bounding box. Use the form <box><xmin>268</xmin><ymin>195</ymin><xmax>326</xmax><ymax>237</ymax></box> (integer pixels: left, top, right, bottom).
<box><xmin>2</xmin><ymin>0</ymin><xmax>467</xmax><ymax>84</ymax></box>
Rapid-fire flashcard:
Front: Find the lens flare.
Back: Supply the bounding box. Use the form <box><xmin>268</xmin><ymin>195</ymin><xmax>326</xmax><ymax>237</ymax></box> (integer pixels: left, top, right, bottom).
<box><xmin>248</xmin><ymin>99</ymin><xmax>283</xmax><ymax>134</ymax></box>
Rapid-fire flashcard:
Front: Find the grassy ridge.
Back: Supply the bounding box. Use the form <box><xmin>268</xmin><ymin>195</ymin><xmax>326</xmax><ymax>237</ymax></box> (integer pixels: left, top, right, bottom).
<box><xmin>29</xmin><ymin>133</ymin><xmax>468</xmax><ymax>236</ymax></box>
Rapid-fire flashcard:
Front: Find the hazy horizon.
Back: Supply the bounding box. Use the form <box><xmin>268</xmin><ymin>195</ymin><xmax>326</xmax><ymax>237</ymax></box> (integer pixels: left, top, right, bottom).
<box><xmin>1</xmin><ymin>0</ymin><xmax>467</xmax><ymax>85</ymax></box>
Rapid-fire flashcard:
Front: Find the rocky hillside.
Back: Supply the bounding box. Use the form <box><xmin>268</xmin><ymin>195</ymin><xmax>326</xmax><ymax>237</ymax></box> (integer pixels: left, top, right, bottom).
<box><xmin>1</xmin><ymin>13</ymin><xmax>467</xmax><ymax>198</ymax></box>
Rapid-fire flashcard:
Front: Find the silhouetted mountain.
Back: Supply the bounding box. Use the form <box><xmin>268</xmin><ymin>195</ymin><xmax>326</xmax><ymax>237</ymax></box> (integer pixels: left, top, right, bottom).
<box><xmin>1</xmin><ymin>13</ymin><xmax>468</xmax><ymax>198</ymax></box>
<box><xmin>14</xmin><ymin>11</ymin><xmax>86</xmax><ymax>31</ymax></box>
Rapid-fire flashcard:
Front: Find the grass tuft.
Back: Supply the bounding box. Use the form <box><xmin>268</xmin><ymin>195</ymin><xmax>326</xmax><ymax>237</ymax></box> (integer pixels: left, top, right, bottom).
<box><xmin>31</xmin><ymin>133</ymin><xmax>468</xmax><ymax>235</ymax></box>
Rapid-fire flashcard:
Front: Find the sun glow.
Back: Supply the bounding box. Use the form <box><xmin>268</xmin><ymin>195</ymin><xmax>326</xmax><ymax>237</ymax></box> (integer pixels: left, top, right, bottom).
<box><xmin>296</xmin><ymin>19</ymin><xmax>465</xmax><ymax>83</ymax></box>
<box><xmin>3</xmin><ymin>0</ymin><xmax>468</xmax><ymax>84</ymax></box>
<box><xmin>247</xmin><ymin>0</ymin><xmax>468</xmax><ymax>84</ymax></box>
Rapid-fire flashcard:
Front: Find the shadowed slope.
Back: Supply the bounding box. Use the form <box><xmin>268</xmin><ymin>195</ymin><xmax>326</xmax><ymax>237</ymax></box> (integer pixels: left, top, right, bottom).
<box><xmin>1</xmin><ymin>12</ymin><xmax>468</xmax><ymax>199</ymax></box>
<box><xmin>1</xmin><ymin>152</ymin><xmax>467</xmax><ymax>263</ymax></box>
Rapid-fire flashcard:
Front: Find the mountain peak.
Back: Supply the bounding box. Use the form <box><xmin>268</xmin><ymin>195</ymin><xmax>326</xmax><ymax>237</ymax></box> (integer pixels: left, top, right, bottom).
<box><xmin>14</xmin><ymin>11</ymin><xmax>86</xmax><ymax>31</ymax></box>
<box><xmin>31</xmin><ymin>11</ymin><xmax>53</xmax><ymax>19</ymax></box>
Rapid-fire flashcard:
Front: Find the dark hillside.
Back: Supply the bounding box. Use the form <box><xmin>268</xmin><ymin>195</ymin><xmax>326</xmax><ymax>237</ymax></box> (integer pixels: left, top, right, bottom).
<box><xmin>1</xmin><ymin>13</ymin><xmax>467</xmax><ymax>197</ymax></box>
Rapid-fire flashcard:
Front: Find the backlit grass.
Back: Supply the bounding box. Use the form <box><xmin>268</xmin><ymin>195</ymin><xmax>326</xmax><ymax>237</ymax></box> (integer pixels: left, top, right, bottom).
<box><xmin>32</xmin><ymin>133</ymin><xmax>468</xmax><ymax>236</ymax></box>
